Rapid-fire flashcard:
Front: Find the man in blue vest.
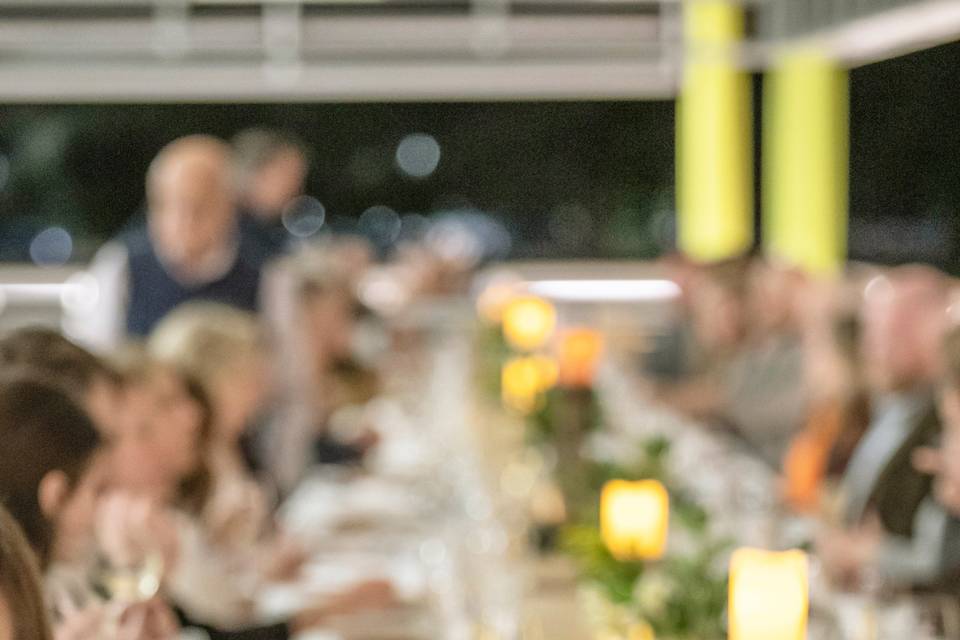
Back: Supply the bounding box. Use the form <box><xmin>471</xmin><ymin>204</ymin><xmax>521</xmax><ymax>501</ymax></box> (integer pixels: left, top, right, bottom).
<box><xmin>71</xmin><ymin>135</ymin><xmax>261</xmax><ymax>349</ymax></box>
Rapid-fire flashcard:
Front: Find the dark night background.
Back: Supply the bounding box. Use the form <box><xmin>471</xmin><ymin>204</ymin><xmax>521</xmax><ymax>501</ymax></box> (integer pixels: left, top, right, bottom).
<box><xmin>0</xmin><ymin>38</ymin><xmax>958</xmax><ymax>268</ymax></box>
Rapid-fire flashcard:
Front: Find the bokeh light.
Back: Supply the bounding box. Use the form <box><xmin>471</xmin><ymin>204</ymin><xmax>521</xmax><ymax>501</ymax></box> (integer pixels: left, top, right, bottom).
<box><xmin>29</xmin><ymin>227</ymin><xmax>73</xmax><ymax>266</ymax></box>
<box><xmin>501</xmin><ymin>295</ymin><xmax>557</xmax><ymax>352</ymax></box>
<box><xmin>281</xmin><ymin>196</ymin><xmax>326</xmax><ymax>238</ymax></box>
<box><xmin>360</xmin><ymin>205</ymin><xmax>402</xmax><ymax>246</ymax></box>
<box><xmin>426</xmin><ymin>210</ymin><xmax>512</xmax><ymax>266</ymax></box>
<box><xmin>358</xmin><ymin>268</ymin><xmax>410</xmax><ymax>316</ymax></box>
<box><xmin>395</xmin><ymin>133</ymin><xmax>441</xmax><ymax>179</ymax></box>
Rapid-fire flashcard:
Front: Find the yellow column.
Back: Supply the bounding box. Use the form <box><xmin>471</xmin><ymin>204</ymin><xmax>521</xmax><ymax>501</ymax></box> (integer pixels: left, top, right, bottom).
<box><xmin>764</xmin><ymin>50</ymin><xmax>849</xmax><ymax>276</ymax></box>
<box><xmin>677</xmin><ymin>0</ymin><xmax>753</xmax><ymax>263</ymax></box>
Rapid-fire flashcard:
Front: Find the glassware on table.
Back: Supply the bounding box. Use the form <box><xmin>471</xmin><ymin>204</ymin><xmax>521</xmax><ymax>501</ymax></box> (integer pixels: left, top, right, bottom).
<box><xmin>90</xmin><ymin>549</ymin><xmax>165</xmax><ymax>640</ymax></box>
<box><xmin>92</xmin><ymin>549</ymin><xmax>164</xmax><ymax>604</ymax></box>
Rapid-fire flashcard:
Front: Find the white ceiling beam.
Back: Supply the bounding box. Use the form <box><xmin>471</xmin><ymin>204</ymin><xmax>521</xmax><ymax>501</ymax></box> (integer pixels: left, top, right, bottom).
<box><xmin>758</xmin><ymin>0</ymin><xmax>960</xmax><ymax>68</ymax></box>
<box><xmin>0</xmin><ymin>59</ymin><xmax>677</xmax><ymax>101</ymax></box>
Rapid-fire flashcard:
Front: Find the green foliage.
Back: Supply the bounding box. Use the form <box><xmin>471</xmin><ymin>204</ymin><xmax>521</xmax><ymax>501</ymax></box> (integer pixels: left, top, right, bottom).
<box><xmin>562</xmin><ymin>519</ymin><xmax>729</xmax><ymax>639</ymax></box>
<box><xmin>560</xmin><ymin>436</ymin><xmax>731</xmax><ymax>640</ymax></box>
<box><xmin>476</xmin><ymin>323</ymin><xmax>511</xmax><ymax>400</ymax></box>
<box><xmin>526</xmin><ymin>386</ymin><xmax>603</xmax><ymax>445</ymax></box>
<box><xmin>561</xmin><ymin>524</ymin><xmax>643</xmax><ymax>605</ymax></box>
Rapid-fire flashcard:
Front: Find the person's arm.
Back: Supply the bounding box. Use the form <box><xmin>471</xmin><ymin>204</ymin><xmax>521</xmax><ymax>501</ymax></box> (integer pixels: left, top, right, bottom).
<box><xmin>63</xmin><ymin>242</ymin><xmax>129</xmax><ymax>352</ymax></box>
<box><xmin>872</xmin><ymin>498</ymin><xmax>950</xmax><ymax>586</ymax></box>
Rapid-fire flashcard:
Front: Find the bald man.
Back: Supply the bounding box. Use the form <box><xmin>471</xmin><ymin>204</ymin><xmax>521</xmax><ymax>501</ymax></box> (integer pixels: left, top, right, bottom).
<box><xmin>70</xmin><ymin>135</ymin><xmax>261</xmax><ymax>348</ymax></box>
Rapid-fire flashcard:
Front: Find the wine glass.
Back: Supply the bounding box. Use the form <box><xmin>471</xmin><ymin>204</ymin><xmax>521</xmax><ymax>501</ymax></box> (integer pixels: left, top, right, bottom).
<box><xmin>90</xmin><ymin>549</ymin><xmax>164</xmax><ymax>639</ymax></box>
<box><xmin>92</xmin><ymin>550</ymin><xmax>164</xmax><ymax>603</ymax></box>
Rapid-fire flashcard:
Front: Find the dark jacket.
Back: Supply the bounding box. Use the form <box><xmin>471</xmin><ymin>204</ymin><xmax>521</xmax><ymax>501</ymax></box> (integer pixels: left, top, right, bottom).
<box><xmin>870</xmin><ymin>404</ymin><xmax>940</xmax><ymax>538</ymax></box>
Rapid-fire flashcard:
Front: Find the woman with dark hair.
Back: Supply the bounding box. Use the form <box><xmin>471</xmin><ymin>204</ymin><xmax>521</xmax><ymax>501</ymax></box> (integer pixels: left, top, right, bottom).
<box><xmin>109</xmin><ymin>350</ymin><xmax>391</xmax><ymax>638</ymax></box>
<box><xmin>0</xmin><ymin>504</ymin><xmax>52</xmax><ymax>640</ymax></box>
<box><xmin>0</xmin><ymin>335</ymin><xmax>388</xmax><ymax>639</ymax></box>
<box><xmin>0</xmin><ymin>327</ymin><xmax>124</xmax><ymax>435</ymax></box>
<box><xmin>0</xmin><ymin>372</ymin><xmax>179</xmax><ymax>640</ymax></box>
<box><xmin>109</xmin><ymin>348</ymin><xmax>214</xmax><ymax>516</ymax></box>
<box><xmin>0</xmin><ymin>373</ymin><xmax>103</xmax><ymax>565</ymax></box>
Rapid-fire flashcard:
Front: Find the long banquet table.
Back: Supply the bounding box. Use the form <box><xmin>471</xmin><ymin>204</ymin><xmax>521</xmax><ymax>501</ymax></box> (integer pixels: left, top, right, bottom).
<box><xmin>262</xmin><ymin>303</ymin><xmax>946</xmax><ymax>640</ymax></box>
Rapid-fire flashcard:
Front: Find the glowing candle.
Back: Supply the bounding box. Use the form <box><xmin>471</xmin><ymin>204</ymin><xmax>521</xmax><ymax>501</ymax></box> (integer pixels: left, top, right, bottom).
<box><xmin>728</xmin><ymin>548</ymin><xmax>808</xmax><ymax>640</ymax></box>
<box><xmin>558</xmin><ymin>328</ymin><xmax>605</xmax><ymax>388</ymax></box>
<box><xmin>501</xmin><ymin>355</ymin><xmax>557</xmax><ymax>414</ymax></box>
<box><xmin>502</xmin><ymin>295</ymin><xmax>557</xmax><ymax>352</ymax></box>
<box><xmin>600</xmin><ymin>480</ymin><xmax>669</xmax><ymax>561</ymax></box>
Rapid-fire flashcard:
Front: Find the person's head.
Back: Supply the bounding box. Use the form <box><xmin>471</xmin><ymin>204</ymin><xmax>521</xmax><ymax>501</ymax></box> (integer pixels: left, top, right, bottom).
<box><xmin>147</xmin><ymin>135</ymin><xmax>236</xmax><ymax>273</ymax></box>
<box><xmin>298</xmin><ymin>265</ymin><xmax>357</xmax><ymax>365</ymax></box>
<box><xmin>658</xmin><ymin>252</ymin><xmax>697</xmax><ymax>309</ymax></box>
<box><xmin>689</xmin><ymin>258</ymin><xmax>749</xmax><ymax>354</ymax></box>
<box><xmin>806</xmin><ymin>310</ymin><xmax>864</xmax><ymax>400</ymax></box>
<box><xmin>149</xmin><ymin>303</ymin><xmax>267</xmax><ymax>443</ymax></box>
<box><xmin>746</xmin><ymin>259</ymin><xmax>806</xmax><ymax>336</ymax></box>
<box><xmin>0</xmin><ymin>505</ymin><xmax>52</xmax><ymax>640</ymax></box>
<box><xmin>0</xmin><ymin>374</ymin><xmax>104</xmax><ymax>566</ymax></box>
<box><xmin>231</xmin><ymin>128</ymin><xmax>308</xmax><ymax>219</ymax></box>
<box><xmin>0</xmin><ymin>327</ymin><xmax>123</xmax><ymax>434</ymax></box>
<box><xmin>109</xmin><ymin>348</ymin><xmax>210</xmax><ymax>508</ymax></box>
<box><xmin>861</xmin><ymin>265</ymin><xmax>949</xmax><ymax>392</ymax></box>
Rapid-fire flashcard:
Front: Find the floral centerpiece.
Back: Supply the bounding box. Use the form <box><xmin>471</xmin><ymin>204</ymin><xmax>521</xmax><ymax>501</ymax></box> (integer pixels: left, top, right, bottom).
<box><xmin>561</xmin><ymin>437</ymin><xmax>730</xmax><ymax>640</ymax></box>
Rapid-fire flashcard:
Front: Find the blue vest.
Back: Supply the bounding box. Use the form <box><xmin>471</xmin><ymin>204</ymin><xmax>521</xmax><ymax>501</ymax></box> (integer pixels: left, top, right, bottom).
<box><xmin>123</xmin><ymin>227</ymin><xmax>261</xmax><ymax>337</ymax></box>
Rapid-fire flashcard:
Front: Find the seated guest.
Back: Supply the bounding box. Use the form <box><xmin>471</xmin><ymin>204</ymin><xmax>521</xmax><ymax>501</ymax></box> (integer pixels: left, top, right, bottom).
<box><xmin>0</xmin><ymin>372</ymin><xmax>179</xmax><ymax>639</ymax></box>
<box><xmin>650</xmin><ymin>257</ymin><xmax>750</xmax><ymax>419</ymax></box>
<box><xmin>0</xmin><ymin>504</ymin><xmax>52</xmax><ymax>640</ymax></box>
<box><xmin>71</xmin><ymin>135</ymin><xmax>261</xmax><ymax>349</ymax></box>
<box><xmin>231</xmin><ymin>128</ymin><xmax>309</xmax><ymax>267</ymax></box>
<box><xmin>905</xmin><ymin>325</ymin><xmax>960</xmax><ymax>588</ymax></box>
<box><xmin>818</xmin><ymin>266</ymin><xmax>951</xmax><ymax>587</ymax></box>
<box><xmin>301</xmin><ymin>271</ymin><xmax>382</xmax><ymax>407</ymax></box>
<box><xmin>720</xmin><ymin>259</ymin><xmax>808</xmax><ymax>465</ymax></box>
<box><xmin>0</xmin><ymin>331</ymin><xmax>386</xmax><ymax>639</ymax></box>
<box><xmin>264</xmin><ymin>254</ymin><xmax>380</xmax><ymax>492</ymax></box>
<box><xmin>109</xmin><ymin>350</ymin><xmax>391</xmax><ymax>635</ymax></box>
<box><xmin>640</xmin><ymin>253</ymin><xmax>701</xmax><ymax>383</ymax></box>
<box><xmin>148</xmin><ymin>303</ymin><xmax>274</xmax><ymax>549</ymax></box>
<box><xmin>0</xmin><ymin>327</ymin><xmax>123</xmax><ymax>435</ymax></box>
<box><xmin>783</xmin><ymin>311</ymin><xmax>870</xmax><ymax>513</ymax></box>
<box><xmin>921</xmin><ymin>327</ymin><xmax>960</xmax><ymax>516</ymax></box>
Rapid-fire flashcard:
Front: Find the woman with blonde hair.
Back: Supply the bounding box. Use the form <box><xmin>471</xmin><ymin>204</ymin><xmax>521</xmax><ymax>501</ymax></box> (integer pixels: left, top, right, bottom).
<box><xmin>148</xmin><ymin>302</ymin><xmax>272</xmax><ymax>549</ymax></box>
<box><xmin>147</xmin><ymin>305</ymin><xmax>393</xmax><ymax>633</ymax></box>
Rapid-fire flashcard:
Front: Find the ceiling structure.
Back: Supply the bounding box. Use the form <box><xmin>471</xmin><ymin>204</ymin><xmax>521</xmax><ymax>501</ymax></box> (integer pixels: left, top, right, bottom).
<box><xmin>755</xmin><ymin>0</ymin><xmax>960</xmax><ymax>67</ymax></box>
<box><xmin>0</xmin><ymin>0</ymin><xmax>681</xmax><ymax>101</ymax></box>
<box><xmin>0</xmin><ymin>0</ymin><xmax>956</xmax><ymax>101</ymax></box>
